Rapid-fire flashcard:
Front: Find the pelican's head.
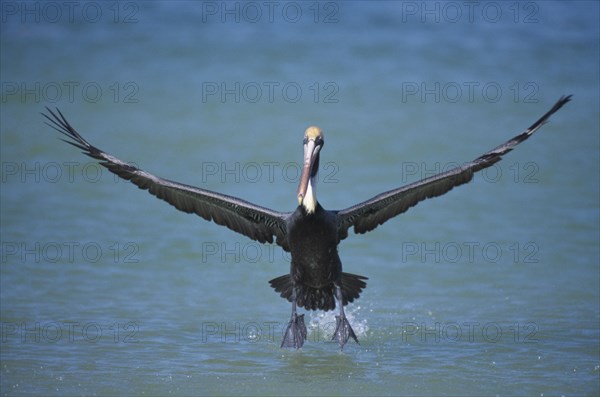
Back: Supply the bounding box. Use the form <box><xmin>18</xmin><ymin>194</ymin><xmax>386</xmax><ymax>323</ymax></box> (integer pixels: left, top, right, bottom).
<box><xmin>297</xmin><ymin>126</ymin><xmax>324</xmax><ymax>214</ymax></box>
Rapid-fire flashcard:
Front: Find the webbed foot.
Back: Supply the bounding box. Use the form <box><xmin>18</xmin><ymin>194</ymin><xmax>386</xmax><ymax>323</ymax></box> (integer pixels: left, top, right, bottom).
<box><xmin>281</xmin><ymin>314</ymin><xmax>307</xmax><ymax>349</ymax></box>
<box><xmin>332</xmin><ymin>315</ymin><xmax>359</xmax><ymax>349</ymax></box>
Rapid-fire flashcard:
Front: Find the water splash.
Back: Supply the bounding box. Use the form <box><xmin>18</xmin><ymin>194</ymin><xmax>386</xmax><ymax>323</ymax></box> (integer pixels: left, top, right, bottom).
<box><xmin>306</xmin><ymin>304</ymin><xmax>369</xmax><ymax>343</ymax></box>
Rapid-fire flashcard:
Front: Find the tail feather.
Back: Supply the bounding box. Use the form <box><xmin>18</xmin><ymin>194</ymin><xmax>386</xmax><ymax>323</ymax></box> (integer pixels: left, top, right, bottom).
<box><xmin>340</xmin><ymin>272</ymin><xmax>368</xmax><ymax>305</ymax></box>
<box><xmin>269</xmin><ymin>274</ymin><xmax>294</xmax><ymax>302</ymax></box>
<box><xmin>269</xmin><ymin>272</ymin><xmax>368</xmax><ymax>311</ymax></box>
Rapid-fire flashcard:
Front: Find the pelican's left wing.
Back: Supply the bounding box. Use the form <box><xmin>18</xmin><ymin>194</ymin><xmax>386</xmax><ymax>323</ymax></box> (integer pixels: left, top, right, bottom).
<box><xmin>43</xmin><ymin>108</ymin><xmax>291</xmax><ymax>250</ymax></box>
<box><xmin>336</xmin><ymin>95</ymin><xmax>571</xmax><ymax>240</ymax></box>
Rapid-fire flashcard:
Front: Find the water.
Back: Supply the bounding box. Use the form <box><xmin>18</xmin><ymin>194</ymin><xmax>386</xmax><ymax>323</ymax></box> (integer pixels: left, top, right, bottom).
<box><xmin>1</xmin><ymin>1</ymin><xmax>599</xmax><ymax>395</ymax></box>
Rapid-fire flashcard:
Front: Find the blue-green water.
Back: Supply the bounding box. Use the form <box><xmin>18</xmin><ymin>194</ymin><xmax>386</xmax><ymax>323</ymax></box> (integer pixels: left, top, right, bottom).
<box><xmin>1</xmin><ymin>1</ymin><xmax>599</xmax><ymax>396</ymax></box>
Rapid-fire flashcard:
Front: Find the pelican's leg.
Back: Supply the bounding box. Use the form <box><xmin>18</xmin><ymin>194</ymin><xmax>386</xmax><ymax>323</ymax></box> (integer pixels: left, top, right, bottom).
<box><xmin>281</xmin><ymin>286</ymin><xmax>307</xmax><ymax>349</ymax></box>
<box><xmin>332</xmin><ymin>283</ymin><xmax>359</xmax><ymax>349</ymax></box>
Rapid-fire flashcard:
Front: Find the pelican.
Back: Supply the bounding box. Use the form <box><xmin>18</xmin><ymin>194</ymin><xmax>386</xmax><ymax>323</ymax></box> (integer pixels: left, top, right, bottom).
<box><xmin>43</xmin><ymin>95</ymin><xmax>571</xmax><ymax>349</ymax></box>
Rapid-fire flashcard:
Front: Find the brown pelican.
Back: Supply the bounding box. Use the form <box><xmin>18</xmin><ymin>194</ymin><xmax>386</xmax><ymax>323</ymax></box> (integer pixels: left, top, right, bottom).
<box><xmin>43</xmin><ymin>95</ymin><xmax>571</xmax><ymax>349</ymax></box>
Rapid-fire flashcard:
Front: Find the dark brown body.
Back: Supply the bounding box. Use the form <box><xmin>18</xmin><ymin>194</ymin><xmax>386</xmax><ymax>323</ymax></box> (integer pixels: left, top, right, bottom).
<box><xmin>269</xmin><ymin>204</ymin><xmax>367</xmax><ymax>311</ymax></box>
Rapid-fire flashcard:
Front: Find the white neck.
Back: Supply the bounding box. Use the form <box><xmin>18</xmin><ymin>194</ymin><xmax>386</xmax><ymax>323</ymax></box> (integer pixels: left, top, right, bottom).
<box><xmin>302</xmin><ymin>177</ymin><xmax>317</xmax><ymax>214</ymax></box>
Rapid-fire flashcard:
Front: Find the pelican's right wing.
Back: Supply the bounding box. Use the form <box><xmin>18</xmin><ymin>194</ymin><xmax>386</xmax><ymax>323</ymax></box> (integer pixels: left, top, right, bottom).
<box><xmin>43</xmin><ymin>108</ymin><xmax>291</xmax><ymax>250</ymax></box>
<box><xmin>336</xmin><ymin>95</ymin><xmax>571</xmax><ymax>240</ymax></box>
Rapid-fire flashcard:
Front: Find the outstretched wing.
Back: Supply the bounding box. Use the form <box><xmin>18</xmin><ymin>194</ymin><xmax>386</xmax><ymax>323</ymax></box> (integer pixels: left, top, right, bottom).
<box><xmin>336</xmin><ymin>95</ymin><xmax>571</xmax><ymax>240</ymax></box>
<box><xmin>43</xmin><ymin>108</ymin><xmax>291</xmax><ymax>250</ymax></box>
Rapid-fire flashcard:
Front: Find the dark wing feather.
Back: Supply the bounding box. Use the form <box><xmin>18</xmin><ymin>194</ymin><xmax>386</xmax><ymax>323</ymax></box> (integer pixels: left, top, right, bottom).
<box><xmin>336</xmin><ymin>95</ymin><xmax>571</xmax><ymax>240</ymax></box>
<box><xmin>43</xmin><ymin>108</ymin><xmax>290</xmax><ymax>250</ymax></box>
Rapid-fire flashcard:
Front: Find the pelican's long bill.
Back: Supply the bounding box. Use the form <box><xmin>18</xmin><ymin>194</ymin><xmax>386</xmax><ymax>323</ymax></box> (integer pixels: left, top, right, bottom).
<box><xmin>297</xmin><ymin>126</ymin><xmax>323</xmax><ymax>213</ymax></box>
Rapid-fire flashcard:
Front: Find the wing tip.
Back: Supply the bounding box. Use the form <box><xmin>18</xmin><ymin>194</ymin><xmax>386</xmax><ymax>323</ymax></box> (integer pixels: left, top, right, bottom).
<box><xmin>556</xmin><ymin>94</ymin><xmax>573</xmax><ymax>110</ymax></box>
